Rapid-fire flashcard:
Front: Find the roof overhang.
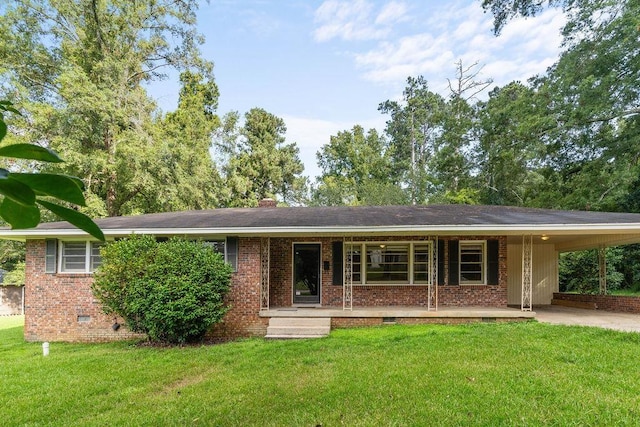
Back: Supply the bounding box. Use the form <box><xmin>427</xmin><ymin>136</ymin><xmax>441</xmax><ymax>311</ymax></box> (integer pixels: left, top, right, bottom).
<box><xmin>4</xmin><ymin>223</ymin><xmax>640</xmax><ymax>252</ymax></box>
<box><xmin>4</xmin><ymin>205</ymin><xmax>640</xmax><ymax>252</ymax></box>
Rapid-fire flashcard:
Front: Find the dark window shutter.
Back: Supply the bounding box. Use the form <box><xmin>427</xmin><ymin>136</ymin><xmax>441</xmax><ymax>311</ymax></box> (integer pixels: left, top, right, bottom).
<box><xmin>487</xmin><ymin>239</ymin><xmax>499</xmax><ymax>285</ymax></box>
<box><xmin>226</xmin><ymin>237</ymin><xmax>238</xmax><ymax>272</ymax></box>
<box><xmin>437</xmin><ymin>239</ymin><xmax>445</xmax><ymax>285</ymax></box>
<box><xmin>332</xmin><ymin>241</ymin><xmax>343</xmax><ymax>286</ymax></box>
<box><xmin>45</xmin><ymin>239</ymin><xmax>57</xmax><ymax>273</ymax></box>
<box><xmin>448</xmin><ymin>240</ymin><xmax>459</xmax><ymax>285</ymax></box>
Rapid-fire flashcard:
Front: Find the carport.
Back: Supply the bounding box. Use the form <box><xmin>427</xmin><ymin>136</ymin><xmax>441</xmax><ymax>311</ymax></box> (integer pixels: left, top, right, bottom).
<box><xmin>506</xmin><ymin>214</ymin><xmax>640</xmax><ymax>307</ymax></box>
<box><xmin>535</xmin><ymin>305</ymin><xmax>640</xmax><ymax>333</ymax></box>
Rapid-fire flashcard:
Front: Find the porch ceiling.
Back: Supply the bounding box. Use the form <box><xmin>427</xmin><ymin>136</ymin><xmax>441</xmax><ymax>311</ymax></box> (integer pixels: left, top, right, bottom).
<box><xmin>506</xmin><ymin>233</ymin><xmax>640</xmax><ymax>252</ymax></box>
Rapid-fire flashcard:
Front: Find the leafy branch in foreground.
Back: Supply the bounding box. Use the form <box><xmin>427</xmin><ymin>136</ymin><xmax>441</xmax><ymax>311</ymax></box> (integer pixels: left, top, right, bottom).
<box><xmin>0</xmin><ymin>101</ymin><xmax>104</xmax><ymax>241</ymax></box>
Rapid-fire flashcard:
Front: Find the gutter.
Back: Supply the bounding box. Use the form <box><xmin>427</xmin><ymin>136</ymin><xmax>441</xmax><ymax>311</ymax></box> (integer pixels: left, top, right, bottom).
<box><xmin>3</xmin><ymin>223</ymin><xmax>640</xmax><ymax>240</ymax></box>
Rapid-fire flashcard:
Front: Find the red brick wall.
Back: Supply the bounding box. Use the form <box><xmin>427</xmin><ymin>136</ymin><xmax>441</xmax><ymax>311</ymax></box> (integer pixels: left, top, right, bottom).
<box><xmin>208</xmin><ymin>238</ymin><xmax>268</xmax><ymax>340</ymax></box>
<box><xmin>25</xmin><ymin>238</ymin><xmax>268</xmax><ymax>343</ymax></box>
<box><xmin>24</xmin><ymin>240</ymin><xmax>142</xmax><ymax>342</ymax></box>
<box><xmin>24</xmin><ymin>234</ymin><xmax>508</xmax><ymax>342</ymax></box>
<box><xmin>267</xmin><ymin>235</ymin><xmax>508</xmax><ymax>309</ymax></box>
<box><xmin>553</xmin><ymin>293</ymin><xmax>640</xmax><ymax>314</ymax></box>
<box><xmin>438</xmin><ymin>236</ymin><xmax>507</xmax><ymax>307</ymax></box>
<box><xmin>268</xmin><ymin>237</ymin><xmax>340</xmax><ymax>307</ymax></box>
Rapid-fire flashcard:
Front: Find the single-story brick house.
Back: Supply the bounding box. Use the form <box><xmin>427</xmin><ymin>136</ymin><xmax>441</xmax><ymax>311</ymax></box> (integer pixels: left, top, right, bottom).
<box><xmin>3</xmin><ymin>201</ymin><xmax>640</xmax><ymax>342</ymax></box>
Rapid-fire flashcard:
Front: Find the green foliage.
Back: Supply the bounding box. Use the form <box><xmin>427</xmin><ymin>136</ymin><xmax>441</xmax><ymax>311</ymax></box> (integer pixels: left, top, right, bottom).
<box><xmin>0</xmin><ymin>0</ymin><xmax>217</xmax><ymax>217</ymax></box>
<box><xmin>377</xmin><ymin>62</ymin><xmax>490</xmax><ymax>204</ymax></box>
<box><xmin>92</xmin><ymin>235</ymin><xmax>233</xmax><ymax>344</ymax></box>
<box><xmin>2</xmin><ymin>261</ymin><xmax>25</xmax><ymax>285</ymax></box>
<box><xmin>559</xmin><ymin>248</ymin><xmax>624</xmax><ymax>293</ymax></box>
<box><xmin>0</xmin><ymin>240</ymin><xmax>25</xmax><ymax>273</ymax></box>
<box><xmin>313</xmin><ymin>125</ymin><xmax>405</xmax><ymax>206</ymax></box>
<box><xmin>217</xmin><ymin>108</ymin><xmax>307</xmax><ymax>207</ymax></box>
<box><xmin>481</xmin><ymin>0</ymin><xmax>566</xmax><ymax>35</ymax></box>
<box><xmin>148</xmin><ymin>71</ymin><xmax>224</xmax><ymax>212</ymax></box>
<box><xmin>379</xmin><ymin>76</ymin><xmax>446</xmax><ymax>204</ymax></box>
<box><xmin>0</xmin><ymin>101</ymin><xmax>103</xmax><ymax>240</ymax></box>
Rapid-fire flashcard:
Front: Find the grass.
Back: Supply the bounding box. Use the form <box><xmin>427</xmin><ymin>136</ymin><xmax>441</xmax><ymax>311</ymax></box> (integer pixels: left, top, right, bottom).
<box><xmin>0</xmin><ymin>315</ymin><xmax>23</xmax><ymax>330</ymax></box>
<box><xmin>609</xmin><ymin>289</ymin><xmax>640</xmax><ymax>296</ymax></box>
<box><xmin>2</xmin><ymin>321</ymin><xmax>640</xmax><ymax>426</ymax></box>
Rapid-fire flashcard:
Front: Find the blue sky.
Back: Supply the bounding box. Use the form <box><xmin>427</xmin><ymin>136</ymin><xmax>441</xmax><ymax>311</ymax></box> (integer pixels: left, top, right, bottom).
<box><xmin>150</xmin><ymin>0</ymin><xmax>566</xmax><ymax>180</ymax></box>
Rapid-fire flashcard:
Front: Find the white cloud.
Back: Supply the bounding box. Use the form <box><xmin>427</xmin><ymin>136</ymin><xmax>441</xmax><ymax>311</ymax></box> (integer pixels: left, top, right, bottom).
<box><xmin>313</xmin><ymin>0</ymin><xmax>409</xmax><ymax>42</ymax></box>
<box><xmin>342</xmin><ymin>2</ymin><xmax>565</xmax><ymax>97</ymax></box>
<box><xmin>355</xmin><ymin>33</ymin><xmax>456</xmax><ymax>84</ymax></box>
<box><xmin>375</xmin><ymin>1</ymin><xmax>409</xmax><ymax>25</ymax></box>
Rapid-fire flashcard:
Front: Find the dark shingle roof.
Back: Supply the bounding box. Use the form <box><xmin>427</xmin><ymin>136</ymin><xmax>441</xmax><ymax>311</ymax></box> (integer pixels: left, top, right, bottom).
<box><xmin>33</xmin><ymin>204</ymin><xmax>640</xmax><ymax>231</ymax></box>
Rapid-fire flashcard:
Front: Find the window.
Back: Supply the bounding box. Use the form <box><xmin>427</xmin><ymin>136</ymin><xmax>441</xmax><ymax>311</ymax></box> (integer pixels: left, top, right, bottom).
<box><xmin>345</xmin><ymin>242</ymin><xmax>432</xmax><ymax>285</ymax></box>
<box><xmin>366</xmin><ymin>244</ymin><xmax>409</xmax><ymax>284</ymax></box>
<box><xmin>459</xmin><ymin>241</ymin><xmax>485</xmax><ymax>284</ymax></box>
<box><xmin>59</xmin><ymin>241</ymin><xmax>104</xmax><ymax>273</ymax></box>
<box><xmin>203</xmin><ymin>240</ymin><xmax>225</xmax><ymax>255</ymax></box>
<box><xmin>204</xmin><ymin>237</ymin><xmax>238</xmax><ymax>272</ymax></box>
<box><xmin>413</xmin><ymin>244</ymin><xmax>431</xmax><ymax>284</ymax></box>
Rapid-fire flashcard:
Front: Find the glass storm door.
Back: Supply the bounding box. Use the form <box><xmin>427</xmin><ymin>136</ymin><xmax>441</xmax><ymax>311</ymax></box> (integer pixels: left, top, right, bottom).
<box><xmin>293</xmin><ymin>244</ymin><xmax>321</xmax><ymax>304</ymax></box>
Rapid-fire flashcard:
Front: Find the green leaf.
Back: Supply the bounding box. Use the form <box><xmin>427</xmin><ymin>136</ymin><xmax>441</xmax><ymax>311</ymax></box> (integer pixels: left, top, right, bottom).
<box><xmin>37</xmin><ymin>199</ymin><xmax>105</xmax><ymax>241</ymax></box>
<box><xmin>0</xmin><ymin>176</ymin><xmax>36</xmax><ymax>206</ymax></box>
<box><xmin>0</xmin><ymin>120</ymin><xmax>6</xmax><ymax>141</ymax></box>
<box><xmin>10</xmin><ymin>173</ymin><xmax>87</xmax><ymax>206</ymax></box>
<box><xmin>0</xmin><ymin>100</ymin><xmax>21</xmax><ymax>115</ymax></box>
<box><xmin>0</xmin><ymin>144</ymin><xmax>63</xmax><ymax>163</ymax></box>
<box><xmin>0</xmin><ymin>198</ymin><xmax>40</xmax><ymax>229</ymax></box>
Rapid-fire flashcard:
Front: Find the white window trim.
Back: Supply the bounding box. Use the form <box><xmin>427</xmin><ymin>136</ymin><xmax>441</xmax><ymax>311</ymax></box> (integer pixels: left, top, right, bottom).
<box><xmin>346</xmin><ymin>241</ymin><xmax>433</xmax><ymax>286</ymax></box>
<box><xmin>58</xmin><ymin>241</ymin><xmax>103</xmax><ymax>274</ymax></box>
<box><xmin>459</xmin><ymin>240</ymin><xmax>487</xmax><ymax>285</ymax></box>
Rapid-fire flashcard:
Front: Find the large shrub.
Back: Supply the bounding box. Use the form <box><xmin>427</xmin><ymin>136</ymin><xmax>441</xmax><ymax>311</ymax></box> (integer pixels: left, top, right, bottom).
<box><xmin>92</xmin><ymin>235</ymin><xmax>233</xmax><ymax>344</ymax></box>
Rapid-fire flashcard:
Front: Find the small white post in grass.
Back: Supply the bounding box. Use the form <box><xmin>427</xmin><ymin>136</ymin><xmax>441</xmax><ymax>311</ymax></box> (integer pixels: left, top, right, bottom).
<box><xmin>42</xmin><ymin>342</ymin><xmax>49</xmax><ymax>357</ymax></box>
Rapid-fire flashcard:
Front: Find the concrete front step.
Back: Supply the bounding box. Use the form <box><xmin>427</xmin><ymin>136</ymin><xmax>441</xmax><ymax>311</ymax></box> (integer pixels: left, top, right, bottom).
<box><xmin>265</xmin><ymin>317</ymin><xmax>331</xmax><ymax>339</ymax></box>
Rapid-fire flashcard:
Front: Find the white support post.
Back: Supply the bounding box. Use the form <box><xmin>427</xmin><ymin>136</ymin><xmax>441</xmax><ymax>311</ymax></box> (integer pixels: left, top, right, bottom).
<box><xmin>260</xmin><ymin>237</ymin><xmax>270</xmax><ymax>311</ymax></box>
<box><xmin>343</xmin><ymin>237</ymin><xmax>353</xmax><ymax>311</ymax></box>
<box><xmin>521</xmin><ymin>235</ymin><xmax>533</xmax><ymax>311</ymax></box>
<box><xmin>598</xmin><ymin>245</ymin><xmax>607</xmax><ymax>295</ymax></box>
<box><xmin>429</xmin><ymin>236</ymin><xmax>438</xmax><ymax>311</ymax></box>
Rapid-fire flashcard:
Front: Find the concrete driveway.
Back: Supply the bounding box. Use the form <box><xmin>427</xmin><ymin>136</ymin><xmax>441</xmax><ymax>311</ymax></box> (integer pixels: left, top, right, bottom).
<box><xmin>535</xmin><ymin>305</ymin><xmax>640</xmax><ymax>333</ymax></box>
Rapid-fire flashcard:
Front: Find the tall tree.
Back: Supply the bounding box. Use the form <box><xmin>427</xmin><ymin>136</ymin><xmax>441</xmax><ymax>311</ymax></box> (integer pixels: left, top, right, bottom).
<box><xmin>482</xmin><ymin>0</ymin><xmax>640</xmax><ymax>211</ymax></box>
<box><xmin>476</xmin><ymin>82</ymin><xmax>549</xmax><ymax>206</ymax></box>
<box><xmin>379</xmin><ymin>76</ymin><xmax>445</xmax><ymax>204</ymax></box>
<box><xmin>312</xmin><ymin>125</ymin><xmax>405</xmax><ymax>206</ymax></box>
<box><xmin>0</xmin><ymin>0</ymin><xmax>214</xmax><ymax>217</ymax></box>
<box><xmin>530</xmin><ymin>0</ymin><xmax>640</xmax><ymax>210</ymax></box>
<box><xmin>218</xmin><ymin>108</ymin><xmax>306</xmax><ymax>207</ymax></box>
<box><xmin>149</xmin><ymin>71</ymin><xmax>223</xmax><ymax>212</ymax></box>
<box><xmin>436</xmin><ymin>60</ymin><xmax>492</xmax><ymax>203</ymax></box>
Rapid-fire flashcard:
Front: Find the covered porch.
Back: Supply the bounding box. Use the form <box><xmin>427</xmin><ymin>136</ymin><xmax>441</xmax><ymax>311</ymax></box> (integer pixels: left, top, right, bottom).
<box><xmin>259</xmin><ymin>305</ymin><xmax>535</xmax><ymax>338</ymax></box>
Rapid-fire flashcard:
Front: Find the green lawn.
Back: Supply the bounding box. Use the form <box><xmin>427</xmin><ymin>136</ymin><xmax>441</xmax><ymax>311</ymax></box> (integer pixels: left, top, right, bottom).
<box><xmin>2</xmin><ymin>321</ymin><xmax>639</xmax><ymax>426</ymax></box>
<box><xmin>0</xmin><ymin>315</ymin><xmax>23</xmax><ymax>330</ymax></box>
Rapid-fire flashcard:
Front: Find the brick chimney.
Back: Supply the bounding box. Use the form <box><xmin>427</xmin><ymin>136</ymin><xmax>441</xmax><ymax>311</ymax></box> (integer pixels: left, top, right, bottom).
<box><xmin>258</xmin><ymin>198</ymin><xmax>277</xmax><ymax>208</ymax></box>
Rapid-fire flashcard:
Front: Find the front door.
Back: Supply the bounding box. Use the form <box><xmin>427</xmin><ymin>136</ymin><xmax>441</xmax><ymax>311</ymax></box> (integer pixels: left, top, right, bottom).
<box><xmin>293</xmin><ymin>243</ymin><xmax>321</xmax><ymax>304</ymax></box>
